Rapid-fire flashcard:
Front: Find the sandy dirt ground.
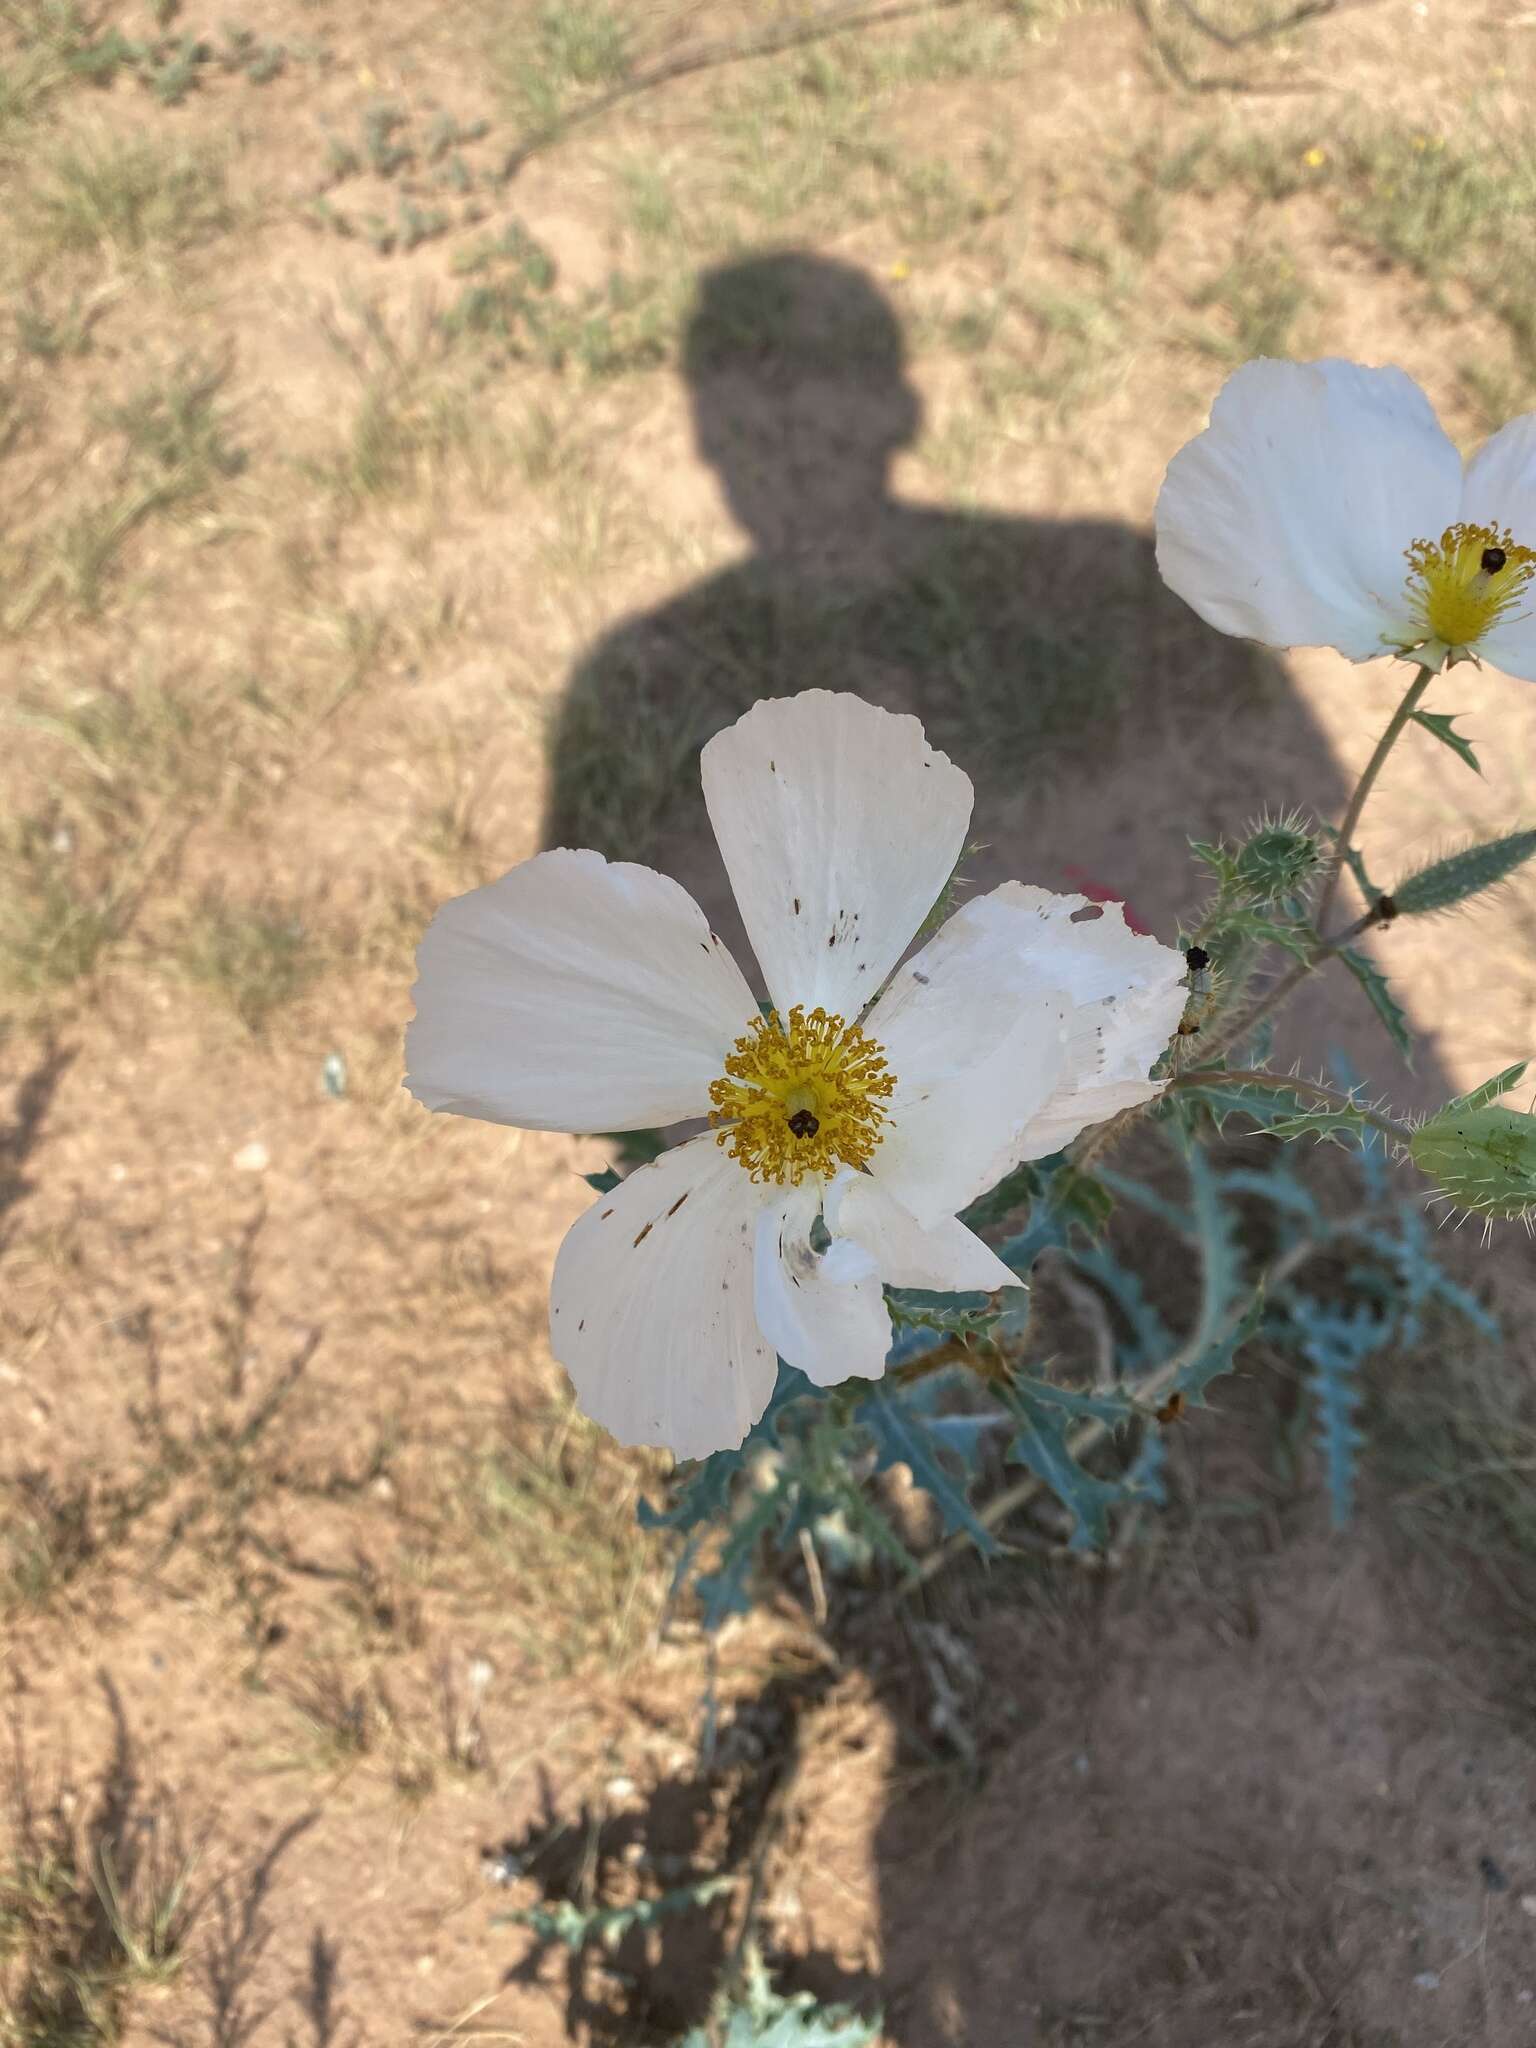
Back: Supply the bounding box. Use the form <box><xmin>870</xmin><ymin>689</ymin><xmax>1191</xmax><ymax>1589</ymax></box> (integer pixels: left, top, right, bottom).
<box><xmin>4</xmin><ymin>0</ymin><xmax>1536</xmax><ymax>2040</ymax></box>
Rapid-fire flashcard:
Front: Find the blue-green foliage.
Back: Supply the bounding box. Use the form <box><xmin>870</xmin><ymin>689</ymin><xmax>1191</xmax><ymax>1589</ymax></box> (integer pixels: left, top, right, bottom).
<box><xmin>498</xmin><ymin>1875</ymin><xmax>734</xmax><ymax>1953</ymax></box>
<box><xmin>1002</xmin><ymin>1377</ymin><xmax>1161</xmax><ymax>1551</ymax></box>
<box><xmin>638</xmin><ymin>1364</ymin><xmax>829</xmax><ymax>1630</ymax></box>
<box><xmin>1281</xmin><ymin>1298</ymin><xmax>1379</xmax><ymax>1530</ymax></box>
<box><xmin>679</xmin><ymin>1950</ymin><xmax>880</xmax><ymax>2047</ymax></box>
<box><xmin>859</xmin><ymin>1372</ymin><xmax>1005</xmax><ymax>1557</ymax></box>
<box><xmin>635</xmin><ymin>1086</ymin><xmax>1495</xmax><ymax>1616</ymax></box>
<box><xmin>498</xmin><ymin>1867</ymin><xmax>877</xmax><ymax>2041</ymax></box>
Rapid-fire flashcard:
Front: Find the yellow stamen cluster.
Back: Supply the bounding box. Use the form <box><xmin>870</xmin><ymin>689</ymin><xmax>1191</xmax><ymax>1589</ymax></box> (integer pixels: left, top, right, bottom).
<box><xmin>709</xmin><ymin>1005</ymin><xmax>896</xmax><ymax>1186</ymax></box>
<box><xmin>1402</xmin><ymin>521</ymin><xmax>1535</xmax><ymax>655</ymax></box>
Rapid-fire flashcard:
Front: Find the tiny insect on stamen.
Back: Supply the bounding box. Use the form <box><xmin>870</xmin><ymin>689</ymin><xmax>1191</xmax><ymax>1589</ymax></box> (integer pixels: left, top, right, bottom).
<box><xmin>709</xmin><ymin>1005</ymin><xmax>896</xmax><ymax>1186</ymax></box>
<box><xmin>1402</xmin><ymin>521</ymin><xmax>1535</xmax><ymax>655</ymax></box>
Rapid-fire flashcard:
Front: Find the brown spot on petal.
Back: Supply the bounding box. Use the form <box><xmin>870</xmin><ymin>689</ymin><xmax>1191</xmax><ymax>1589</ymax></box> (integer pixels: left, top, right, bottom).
<box><xmin>667</xmin><ymin>1191</ymin><xmax>690</xmax><ymax>1217</ymax></box>
<box><xmin>634</xmin><ymin>1221</ymin><xmax>653</xmax><ymax>1246</ymax></box>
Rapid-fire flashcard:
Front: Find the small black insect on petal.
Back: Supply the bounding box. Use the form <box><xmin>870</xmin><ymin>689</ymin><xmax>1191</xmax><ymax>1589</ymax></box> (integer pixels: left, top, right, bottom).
<box><xmin>1482</xmin><ymin>545</ymin><xmax>1508</xmax><ymax>575</ymax></box>
<box><xmin>787</xmin><ymin>1109</ymin><xmax>820</xmax><ymax>1139</ymax></box>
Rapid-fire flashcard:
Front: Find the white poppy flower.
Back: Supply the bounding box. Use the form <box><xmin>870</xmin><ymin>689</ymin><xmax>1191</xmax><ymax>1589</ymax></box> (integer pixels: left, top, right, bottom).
<box><xmin>1155</xmin><ymin>357</ymin><xmax>1536</xmax><ymax>682</ymax></box>
<box><xmin>405</xmin><ymin>691</ymin><xmax>1187</xmax><ymax>1460</ymax></box>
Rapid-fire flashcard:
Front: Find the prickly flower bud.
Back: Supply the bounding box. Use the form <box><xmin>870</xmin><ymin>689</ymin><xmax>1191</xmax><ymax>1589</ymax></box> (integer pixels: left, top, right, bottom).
<box><xmin>1409</xmin><ymin>1102</ymin><xmax>1536</xmax><ymax>1226</ymax></box>
<box><xmin>1233</xmin><ymin>822</ymin><xmax>1324</xmax><ymax>905</ymax></box>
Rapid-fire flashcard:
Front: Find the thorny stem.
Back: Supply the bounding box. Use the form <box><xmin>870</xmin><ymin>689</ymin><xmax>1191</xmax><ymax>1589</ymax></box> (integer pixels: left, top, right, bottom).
<box><xmin>1084</xmin><ymin>662</ymin><xmax>1434</xmax><ymax>1166</ymax></box>
<box><xmin>1197</xmin><ymin>663</ymin><xmax>1437</xmax><ymax>1066</ymax></box>
<box><xmin>1193</xmin><ymin>899</ymin><xmax>1387</xmax><ymax>1066</ymax></box>
<box><xmin>1312</xmin><ymin>660</ymin><xmax>1436</xmax><ymax>935</ymax></box>
<box><xmin>1069</xmin><ymin>896</ymin><xmax>1389</xmax><ymax>1176</ymax></box>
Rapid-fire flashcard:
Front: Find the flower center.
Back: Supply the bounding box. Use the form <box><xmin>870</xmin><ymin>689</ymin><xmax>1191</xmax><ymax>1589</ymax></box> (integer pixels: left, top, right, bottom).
<box><xmin>1402</xmin><ymin>521</ymin><xmax>1535</xmax><ymax>653</ymax></box>
<box><xmin>708</xmin><ymin>1005</ymin><xmax>896</xmax><ymax>1186</ymax></box>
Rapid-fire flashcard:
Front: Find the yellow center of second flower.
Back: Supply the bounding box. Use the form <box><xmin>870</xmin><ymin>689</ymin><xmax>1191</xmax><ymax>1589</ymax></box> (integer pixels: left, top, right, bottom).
<box><xmin>1402</xmin><ymin>521</ymin><xmax>1535</xmax><ymax>653</ymax></box>
<box><xmin>708</xmin><ymin>1005</ymin><xmax>896</xmax><ymax>1186</ymax></box>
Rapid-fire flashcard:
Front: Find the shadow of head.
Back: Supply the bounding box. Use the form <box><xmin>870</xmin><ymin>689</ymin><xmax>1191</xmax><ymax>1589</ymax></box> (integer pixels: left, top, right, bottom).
<box><xmin>684</xmin><ymin>250</ymin><xmax>921</xmax><ymax>560</ymax></box>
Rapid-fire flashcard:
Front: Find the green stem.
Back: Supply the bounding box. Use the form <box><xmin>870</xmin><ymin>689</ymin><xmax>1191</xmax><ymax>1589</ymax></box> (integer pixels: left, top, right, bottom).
<box><xmin>1071</xmin><ymin>667</ymin><xmax>1432</xmax><ymax>1169</ymax></box>
<box><xmin>1313</xmin><ymin>661</ymin><xmax>1435</xmax><ymax>933</ymax></box>
<box><xmin>1194</xmin><ymin>900</ymin><xmax>1385</xmax><ymax>1066</ymax></box>
<box><xmin>1072</xmin><ymin>902</ymin><xmax>1389</xmax><ymax>1170</ymax></box>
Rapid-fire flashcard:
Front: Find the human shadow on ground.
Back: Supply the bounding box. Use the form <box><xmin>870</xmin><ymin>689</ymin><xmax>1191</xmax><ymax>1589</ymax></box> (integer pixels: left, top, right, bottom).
<box><xmin>530</xmin><ymin>254</ymin><xmax>1470</xmax><ymax>2041</ymax></box>
<box><xmin>542</xmin><ymin>249</ymin><xmax>1449</xmax><ymax>1104</ymax></box>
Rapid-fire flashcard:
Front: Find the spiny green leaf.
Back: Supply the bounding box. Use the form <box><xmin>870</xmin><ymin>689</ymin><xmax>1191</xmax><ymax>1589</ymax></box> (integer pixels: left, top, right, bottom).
<box><xmin>1006</xmin><ymin>1372</ymin><xmax>1141</xmax><ymax>1427</ymax></box>
<box><xmin>1338</xmin><ymin>945</ymin><xmax>1413</xmax><ymax>1063</ymax></box>
<box><xmin>1324</xmin><ymin>1051</ymin><xmax>1390</xmax><ymax>1197</ymax></box>
<box><xmin>1287</xmin><ymin>1299</ymin><xmax>1386</xmax><ymax>1530</ymax></box>
<box><xmin>1322</xmin><ymin>826</ymin><xmax>1382</xmax><ymax>904</ymax></box>
<box><xmin>638</xmin><ymin>1365</ymin><xmax>815</xmax><ymax>1535</ymax></box>
<box><xmin>1168</xmin><ymin>1287</ymin><xmax>1266</xmax><ymax>1408</ymax></box>
<box><xmin>1442</xmin><ymin>1062</ymin><xmax>1530</xmax><ymax>1116</ymax></box>
<box><xmin>1188</xmin><ymin>837</ymin><xmax>1242</xmax><ymax>892</ymax></box>
<box><xmin>1065</xmin><ymin>1244</ymin><xmax>1176</xmax><ymax>1369</ymax></box>
<box><xmin>960</xmin><ymin>1157</ymin><xmax>1042</xmax><ymax>1230</ymax></box>
<box><xmin>1221</xmin><ymin>907</ymin><xmax>1316</xmax><ymax>963</ymax></box>
<box><xmin>682</xmin><ymin>1949</ymin><xmax>882</xmax><ymax>2047</ymax></box>
<box><xmin>964</xmin><ymin>1156</ymin><xmax>1113</xmax><ymax>1239</ymax></box>
<box><xmin>885</xmin><ymin>1288</ymin><xmax>998</xmax><ymax>1343</ymax></box>
<box><xmin>1410</xmin><ymin>707</ymin><xmax>1481</xmax><ymax>775</ymax></box>
<box><xmin>1003</xmin><ymin>1385</ymin><xmax>1158</xmax><ymax>1550</ymax></box>
<box><xmin>1056</xmin><ymin>1164</ymin><xmax>1116</xmax><ymax>1236</ymax></box>
<box><xmin>1392</xmin><ymin>829</ymin><xmax>1536</xmax><ymax>916</ymax></box>
<box><xmin>857</xmin><ymin>1380</ymin><xmax>1000</xmax><ymax>1557</ymax></box>
<box><xmin>1219</xmin><ymin>1164</ymin><xmax>1326</xmax><ymax>1225</ymax></box>
<box><xmin>499</xmin><ymin>1875</ymin><xmax>735</xmax><ymax>1952</ymax></box>
<box><xmin>994</xmin><ymin>1155</ymin><xmax>1115</xmax><ymax>1272</ymax></box>
<box><xmin>1265</xmin><ymin>1105</ymin><xmax>1379</xmax><ymax>1145</ymax></box>
<box><xmin>693</xmin><ymin>1478</ymin><xmax>807</xmax><ymax>1629</ymax></box>
<box><xmin>1185</xmin><ymin>1142</ymin><xmax>1246</xmax><ymax>1355</ymax></box>
<box><xmin>1090</xmin><ymin>1165</ymin><xmax>1193</xmax><ymax>1237</ymax></box>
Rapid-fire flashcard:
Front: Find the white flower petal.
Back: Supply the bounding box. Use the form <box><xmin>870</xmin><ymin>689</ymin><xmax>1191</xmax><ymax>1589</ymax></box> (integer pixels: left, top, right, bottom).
<box><xmin>1474</xmin><ymin>614</ymin><xmax>1536</xmax><ymax>685</ymax></box>
<box><xmin>980</xmin><ymin>885</ymin><xmax>1189</xmax><ymax>1162</ymax></box>
<box><xmin>1155</xmin><ymin>358</ymin><xmax>1463</xmax><ymax>661</ymax></box>
<box><xmin>550</xmin><ymin>1135</ymin><xmax>775</xmax><ymax>1458</ymax></box>
<box><xmin>860</xmin><ymin>892</ymin><xmax>1072</xmax><ymax>1228</ymax></box>
<box><xmin>753</xmin><ymin>1181</ymin><xmax>892</xmax><ymax>1389</ymax></box>
<box><xmin>406</xmin><ymin>848</ymin><xmax>757</xmax><ymax>1134</ymax></box>
<box><xmin>828</xmin><ymin>1171</ymin><xmax>1018</xmax><ymax>1292</ymax></box>
<box><xmin>700</xmin><ymin>691</ymin><xmax>972</xmax><ymax>1021</ymax></box>
<box><xmin>1459</xmin><ymin>412</ymin><xmax>1536</xmax><ymax>683</ymax></box>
